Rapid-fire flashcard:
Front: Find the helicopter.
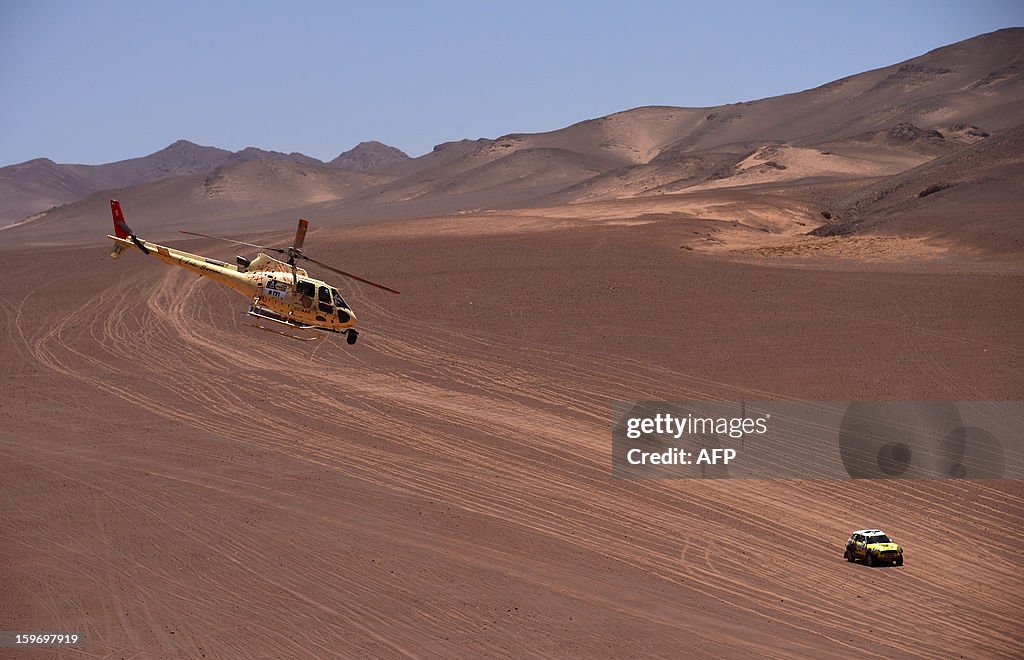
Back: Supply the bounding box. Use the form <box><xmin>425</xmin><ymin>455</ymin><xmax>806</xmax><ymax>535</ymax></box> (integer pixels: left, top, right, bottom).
<box><xmin>106</xmin><ymin>199</ymin><xmax>399</xmax><ymax>343</ymax></box>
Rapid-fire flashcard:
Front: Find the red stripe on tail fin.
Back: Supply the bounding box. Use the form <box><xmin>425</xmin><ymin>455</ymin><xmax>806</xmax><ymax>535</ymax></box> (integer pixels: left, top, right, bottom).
<box><xmin>111</xmin><ymin>200</ymin><xmax>132</xmax><ymax>239</ymax></box>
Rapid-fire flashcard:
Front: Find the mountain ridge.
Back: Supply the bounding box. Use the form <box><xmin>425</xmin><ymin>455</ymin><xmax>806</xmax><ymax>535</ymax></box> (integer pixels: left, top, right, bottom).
<box><xmin>0</xmin><ymin>139</ymin><xmax>408</xmax><ymax>224</ymax></box>
<box><xmin>3</xmin><ymin>27</ymin><xmax>1022</xmax><ymax>254</ymax></box>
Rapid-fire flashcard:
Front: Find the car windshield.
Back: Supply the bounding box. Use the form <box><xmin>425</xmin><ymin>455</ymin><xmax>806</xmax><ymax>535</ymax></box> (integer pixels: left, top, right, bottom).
<box><xmin>866</xmin><ymin>535</ymin><xmax>891</xmax><ymax>544</ymax></box>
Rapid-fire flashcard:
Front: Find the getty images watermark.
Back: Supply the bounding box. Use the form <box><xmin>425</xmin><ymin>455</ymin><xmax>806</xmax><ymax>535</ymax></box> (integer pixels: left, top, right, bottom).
<box><xmin>611</xmin><ymin>401</ymin><xmax>1024</xmax><ymax>479</ymax></box>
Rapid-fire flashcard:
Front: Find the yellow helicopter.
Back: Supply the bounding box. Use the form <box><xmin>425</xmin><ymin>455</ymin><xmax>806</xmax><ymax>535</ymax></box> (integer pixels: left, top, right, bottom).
<box><xmin>107</xmin><ymin>199</ymin><xmax>399</xmax><ymax>343</ymax></box>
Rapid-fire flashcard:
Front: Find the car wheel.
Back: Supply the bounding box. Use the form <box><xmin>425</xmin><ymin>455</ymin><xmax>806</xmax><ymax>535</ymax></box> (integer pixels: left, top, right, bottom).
<box><xmin>866</xmin><ymin>552</ymin><xmax>875</xmax><ymax>567</ymax></box>
<box><xmin>895</xmin><ymin>556</ymin><xmax>904</xmax><ymax>566</ymax></box>
<box><xmin>844</xmin><ymin>548</ymin><xmax>854</xmax><ymax>562</ymax></box>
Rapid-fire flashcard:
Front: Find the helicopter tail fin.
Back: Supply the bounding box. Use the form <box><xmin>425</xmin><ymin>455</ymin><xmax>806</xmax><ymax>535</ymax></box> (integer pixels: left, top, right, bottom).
<box><xmin>111</xmin><ymin>200</ymin><xmax>132</xmax><ymax>239</ymax></box>
<box><xmin>108</xmin><ymin>200</ymin><xmax>150</xmax><ymax>257</ymax></box>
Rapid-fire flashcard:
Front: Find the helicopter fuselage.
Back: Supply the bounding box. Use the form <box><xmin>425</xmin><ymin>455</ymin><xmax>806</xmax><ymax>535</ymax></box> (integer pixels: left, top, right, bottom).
<box><xmin>107</xmin><ymin>235</ymin><xmax>358</xmax><ymax>333</ymax></box>
<box><xmin>247</xmin><ymin>255</ymin><xmax>357</xmax><ymax>332</ymax></box>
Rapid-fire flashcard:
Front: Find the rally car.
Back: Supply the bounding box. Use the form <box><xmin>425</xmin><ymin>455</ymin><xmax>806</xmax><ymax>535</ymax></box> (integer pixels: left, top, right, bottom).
<box><xmin>844</xmin><ymin>529</ymin><xmax>904</xmax><ymax>566</ymax></box>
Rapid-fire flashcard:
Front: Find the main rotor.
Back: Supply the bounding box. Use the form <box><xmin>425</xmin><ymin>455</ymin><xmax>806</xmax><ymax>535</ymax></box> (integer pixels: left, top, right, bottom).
<box><xmin>181</xmin><ymin>218</ymin><xmax>400</xmax><ymax>294</ymax></box>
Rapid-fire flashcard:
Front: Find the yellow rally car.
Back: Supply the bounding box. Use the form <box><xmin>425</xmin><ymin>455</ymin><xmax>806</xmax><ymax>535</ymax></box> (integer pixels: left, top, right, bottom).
<box><xmin>844</xmin><ymin>529</ymin><xmax>904</xmax><ymax>567</ymax></box>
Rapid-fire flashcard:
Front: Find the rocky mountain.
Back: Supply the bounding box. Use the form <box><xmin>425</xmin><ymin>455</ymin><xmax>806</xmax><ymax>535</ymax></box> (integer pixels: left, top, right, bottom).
<box><xmin>812</xmin><ymin>123</ymin><xmax>1024</xmax><ymax>251</ymax></box>
<box><xmin>0</xmin><ymin>140</ymin><xmax>233</xmax><ymax>224</ymax></box>
<box><xmin>328</xmin><ymin>141</ymin><xmax>410</xmax><ymax>172</ymax></box>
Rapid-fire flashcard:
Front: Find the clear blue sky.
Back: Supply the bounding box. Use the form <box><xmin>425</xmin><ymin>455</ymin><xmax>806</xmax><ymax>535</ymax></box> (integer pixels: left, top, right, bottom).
<box><xmin>1</xmin><ymin>0</ymin><xmax>1022</xmax><ymax>167</ymax></box>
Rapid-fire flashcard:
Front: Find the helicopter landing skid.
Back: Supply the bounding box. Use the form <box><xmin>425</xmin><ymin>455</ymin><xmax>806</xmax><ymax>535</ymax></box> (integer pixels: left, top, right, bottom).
<box><xmin>246</xmin><ymin>306</ymin><xmax>324</xmax><ymax>342</ymax></box>
<box><xmin>244</xmin><ymin>319</ymin><xmax>324</xmax><ymax>341</ymax></box>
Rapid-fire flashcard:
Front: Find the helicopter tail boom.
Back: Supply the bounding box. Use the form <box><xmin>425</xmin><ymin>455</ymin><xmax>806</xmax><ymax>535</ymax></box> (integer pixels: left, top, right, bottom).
<box><xmin>107</xmin><ymin>234</ymin><xmax>259</xmax><ymax>297</ymax></box>
<box><xmin>107</xmin><ymin>200</ymin><xmax>257</xmax><ymax>298</ymax></box>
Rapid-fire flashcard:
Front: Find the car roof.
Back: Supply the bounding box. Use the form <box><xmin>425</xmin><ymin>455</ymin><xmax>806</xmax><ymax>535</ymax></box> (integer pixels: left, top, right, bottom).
<box><xmin>851</xmin><ymin>529</ymin><xmax>886</xmax><ymax>535</ymax></box>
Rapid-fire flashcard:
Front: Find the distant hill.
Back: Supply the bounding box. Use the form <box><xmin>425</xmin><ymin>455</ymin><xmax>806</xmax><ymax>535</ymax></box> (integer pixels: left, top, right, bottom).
<box><xmin>10</xmin><ymin>159</ymin><xmax>395</xmax><ymax>244</ymax></box>
<box><xmin>0</xmin><ymin>139</ymin><xmax>405</xmax><ymax>225</ymax></box>
<box><xmin>329</xmin><ymin>141</ymin><xmax>410</xmax><ymax>172</ymax></box>
<box><xmin>0</xmin><ymin>140</ymin><xmax>231</xmax><ymax>224</ymax></box>
<box><xmin>813</xmin><ymin>122</ymin><xmax>1024</xmax><ymax>252</ymax></box>
<box><xmin>225</xmin><ymin>147</ymin><xmax>324</xmax><ymax>167</ymax></box>
<box><xmin>318</xmin><ymin>28</ymin><xmax>1022</xmax><ymax>213</ymax></box>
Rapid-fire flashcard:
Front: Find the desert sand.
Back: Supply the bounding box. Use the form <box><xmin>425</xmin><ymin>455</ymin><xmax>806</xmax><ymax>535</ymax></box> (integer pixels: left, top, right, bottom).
<box><xmin>2</xmin><ymin>207</ymin><xmax>1022</xmax><ymax>657</ymax></box>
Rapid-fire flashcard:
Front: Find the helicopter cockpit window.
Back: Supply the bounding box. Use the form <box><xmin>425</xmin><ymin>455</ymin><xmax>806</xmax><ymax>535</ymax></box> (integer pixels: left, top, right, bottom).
<box><xmin>296</xmin><ymin>280</ymin><xmax>316</xmax><ymax>298</ymax></box>
<box><xmin>332</xmin><ymin>288</ymin><xmax>349</xmax><ymax>310</ymax></box>
<box><xmin>317</xmin><ymin>286</ymin><xmax>334</xmax><ymax>314</ymax></box>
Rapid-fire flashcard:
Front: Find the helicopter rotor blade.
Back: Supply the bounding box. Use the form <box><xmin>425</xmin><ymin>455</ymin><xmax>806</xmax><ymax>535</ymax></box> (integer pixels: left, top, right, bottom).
<box><xmin>181</xmin><ymin>225</ymin><xmax>399</xmax><ymax>295</ymax></box>
<box><xmin>301</xmin><ymin>255</ymin><xmax>401</xmax><ymax>294</ymax></box>
<box><xmin>293</xmin><ymin>219</ymin><xmax>309</xmax><ymax>251</ymax></box>
<box><xmin>179</xmin><ymin>230</ymin><xmax>285</xmax><ymax>254</ymax></box>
